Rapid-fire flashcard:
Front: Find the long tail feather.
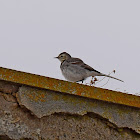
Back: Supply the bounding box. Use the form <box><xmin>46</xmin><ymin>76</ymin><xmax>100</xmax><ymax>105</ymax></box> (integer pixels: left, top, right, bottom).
<box><xmin>101</xmin><ymin>74</ymin><xmax>124</xmax><ymax>82</ymax></box>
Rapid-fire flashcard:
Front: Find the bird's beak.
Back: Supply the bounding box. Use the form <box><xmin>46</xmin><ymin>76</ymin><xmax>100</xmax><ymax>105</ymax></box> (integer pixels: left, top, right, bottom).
<box><xmin>54</xmin><ymin>56</ymin><xmax>59</xmax><ymax>59</ymax></box>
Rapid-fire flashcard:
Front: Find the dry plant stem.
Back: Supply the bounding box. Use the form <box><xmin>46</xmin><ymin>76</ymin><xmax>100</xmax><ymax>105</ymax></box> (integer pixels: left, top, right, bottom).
<box><xmin>100</xmin><ymin>77</ymin><xmax>111</xmax><ymax>88</ymax></box>
<box><xmin>95</xmin><ymin>76</ymin><xmax>106</xmax><ymax>84</ymax></box>
<box><xmin>95</xmin><ymin>70</ymin><xmax>115</xmax><ymax>85</ymax></box>
<box><xmin>90</xmin><ymin>76</ymin><xmax>95</xmax><ymax>86</ymax></box>
<box><xmin>86</xmin><ymin>70</ymin><xmax>115</xmax><ymax>86</ymax></box>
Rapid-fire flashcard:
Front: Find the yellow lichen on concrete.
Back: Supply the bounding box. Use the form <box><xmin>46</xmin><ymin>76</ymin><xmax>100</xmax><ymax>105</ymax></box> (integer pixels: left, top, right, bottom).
<box><xmin>0</xmin><ymin>67</ymin><xmax>140</xmax><ymax>108</ymax></box>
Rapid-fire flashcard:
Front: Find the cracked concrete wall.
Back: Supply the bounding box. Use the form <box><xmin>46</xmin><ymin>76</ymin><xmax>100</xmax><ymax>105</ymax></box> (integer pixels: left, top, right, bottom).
<box><xmin>0</xmin><ymin>80</ymin><xmax>140</xmax><ymax>140</ymax></box>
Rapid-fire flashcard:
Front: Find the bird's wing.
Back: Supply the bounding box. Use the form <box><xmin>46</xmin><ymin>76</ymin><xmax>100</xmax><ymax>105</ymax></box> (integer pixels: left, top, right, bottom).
<box><xmin>67</xmin><ymin>58</ymin><xmax>84</xmax><ymax>64</ymax></box>
<box><xmin>81</xmin><ymin>63</ymin><xmax>101</xmax><ymax>73</ymax></box>
<box><xmin>68</xmin><ymin>58</ymin><xmax>101</xmax><ymax>74</ymax></box>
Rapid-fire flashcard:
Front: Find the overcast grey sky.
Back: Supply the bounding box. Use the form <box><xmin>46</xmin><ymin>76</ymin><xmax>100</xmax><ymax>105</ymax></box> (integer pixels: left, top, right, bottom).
<box><xmin>0</xmin><ymin>0</ymin><xmax>140</xmax><ymax>95</ymax></box>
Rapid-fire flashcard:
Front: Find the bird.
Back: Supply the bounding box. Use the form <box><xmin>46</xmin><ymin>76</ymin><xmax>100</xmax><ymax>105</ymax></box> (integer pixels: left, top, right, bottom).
<box><xmin>55</xmin><ymin>52</ymin><xmax>124</xmax><ymax>83</ymax></box>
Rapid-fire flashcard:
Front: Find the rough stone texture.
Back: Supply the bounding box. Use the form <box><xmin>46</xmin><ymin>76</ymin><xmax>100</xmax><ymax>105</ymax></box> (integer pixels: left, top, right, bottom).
<box><xmin>0</xmin><ymin>136</ymin><xmax>12</xmax><ymax>140</ymax></box>
<box><xmin>0</xmin><ymin>80</ymin><xmax>140</xmax><ymax>140</ymax></box>
<box><xmin>0</xmin><ymin>92</ymin><xmax>140</xmax><ymax>140</ymax></box>
<box><xmin>17</xmin><ymin>85</ymin><xmax>140</xmax><ymax>134</ymax></box>
<box><xmin>0</xmin><ymin>80</ymin><xmax>19</xmax><ymax>94</ymax></box>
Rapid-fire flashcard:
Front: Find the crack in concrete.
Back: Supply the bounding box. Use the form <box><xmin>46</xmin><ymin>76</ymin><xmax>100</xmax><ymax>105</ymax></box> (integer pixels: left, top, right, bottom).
<box><xmin>1</xmin><ymin>87</ymin><xmax>140</xmax><ymax>136</ymax></box>
<box><xmin>0</xmin><ymin>81</ymin><xmax>140</xmax><ymax>139</ymax></box>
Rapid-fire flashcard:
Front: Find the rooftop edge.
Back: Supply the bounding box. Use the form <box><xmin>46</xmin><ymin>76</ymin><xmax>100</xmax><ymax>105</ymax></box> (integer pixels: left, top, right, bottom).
<box><xmin>0</xmin><ymin>67</ymin><xmax>139</xmax><ymax>108</ymax></box>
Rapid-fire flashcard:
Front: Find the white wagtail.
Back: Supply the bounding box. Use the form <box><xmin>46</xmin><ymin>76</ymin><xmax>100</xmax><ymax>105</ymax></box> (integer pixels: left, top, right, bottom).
<box><xmin>55</xmin><ymin>52</ymin><xmax>124</xmax><ymax>83</ymax></box>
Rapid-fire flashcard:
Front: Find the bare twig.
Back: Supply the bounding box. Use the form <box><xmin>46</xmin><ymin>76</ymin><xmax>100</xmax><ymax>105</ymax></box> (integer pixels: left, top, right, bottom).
<box><xmin>95</xmin><ymin>70</ymin><xmax>116</xmax><ymax>84</ymax></box>
<box><xmin>99</xmin><ymin>77</ymin><xmax>111</xmax><ymax>88</ymax></box>
<box><xmin>88</xmin><ymin>69</ymin><xmax>117</xmax><ymax>87</ymax></box>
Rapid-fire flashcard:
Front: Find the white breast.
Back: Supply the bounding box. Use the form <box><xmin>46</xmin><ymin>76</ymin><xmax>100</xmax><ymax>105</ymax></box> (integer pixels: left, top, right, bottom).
<box><xmin>60</xmin><ymin>61</ymin><xmax>89</xmax><ymax>82</ymax></box>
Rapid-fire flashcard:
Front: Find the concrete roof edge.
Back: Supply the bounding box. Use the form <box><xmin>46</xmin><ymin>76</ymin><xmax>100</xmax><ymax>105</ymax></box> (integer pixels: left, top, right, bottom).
<box><xmin>0</xmin><ymin>67</ymin><xmax>140</xmax><ymax>108</ymax></box>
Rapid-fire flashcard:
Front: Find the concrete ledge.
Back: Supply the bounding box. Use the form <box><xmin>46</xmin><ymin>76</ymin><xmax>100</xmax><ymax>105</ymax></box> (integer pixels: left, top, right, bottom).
<box><xmin>0</xmin><ymin>88</ymin><xmax>140</xmax><ymax>140</ymax></box>
<box><xmin>0</xmin><ymin>67</ymin><xmax>140</xmax><ymax>139</ymax></box>
<box><xmin>0</xmin><ymin>67</ymin><xmax>140</xmax><ymax>108</ymax></box>
<box><xmin>17</xmin><ymin>85</ymin><xmax>140</xmax><ymax>134</ymax></box>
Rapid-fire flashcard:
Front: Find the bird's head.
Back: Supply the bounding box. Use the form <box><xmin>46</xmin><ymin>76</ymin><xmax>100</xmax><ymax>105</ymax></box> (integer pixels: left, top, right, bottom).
<box><xmin>55</xmin><ymin>52</ymin><xmax>71</xmax><ymax>62</ymax></box>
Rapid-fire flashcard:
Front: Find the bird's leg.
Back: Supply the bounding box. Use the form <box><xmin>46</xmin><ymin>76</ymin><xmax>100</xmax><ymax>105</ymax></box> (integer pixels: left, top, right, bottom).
<box><xmin>81</xmin><ymin>79</ymin><xmax>85</xmax><ymax>84</ymax></box>
<box><xmin>76</xmin><ymin>79</ymin><xmax>85</xmax><ymax>84</ymax></box>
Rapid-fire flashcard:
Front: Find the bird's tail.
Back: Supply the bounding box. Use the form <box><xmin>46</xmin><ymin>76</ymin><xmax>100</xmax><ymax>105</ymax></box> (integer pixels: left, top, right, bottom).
<box><xmin>101</xmin><ymin>74</ymin><xmax>124</xmax><ymax>82</ymax></box>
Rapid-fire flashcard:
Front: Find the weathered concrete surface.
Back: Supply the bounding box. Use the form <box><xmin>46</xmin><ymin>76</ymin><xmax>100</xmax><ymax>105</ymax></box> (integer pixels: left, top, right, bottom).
<box><xmin>0</xmin><ymin>67</ymin><xmax>140</xmax><ymax>108</ymax></box>
<box><xmin>0</xmin><ymin>68</ymin><xmax>140</xmax><ymax>140</ymax></box>
<box><xmin>17</xmin><ymin>85</ymin><xmax>140</xmax><ymax>135</ymax></box>
<box><xmin>0</xmin><ymin>80</ymin><xmax>19</xmax><ymax>94</ymax></box>
<box><xmin>0</xmin><ymin>91</ymin><xmax>140</xmax><ymax>140</ymax></box>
